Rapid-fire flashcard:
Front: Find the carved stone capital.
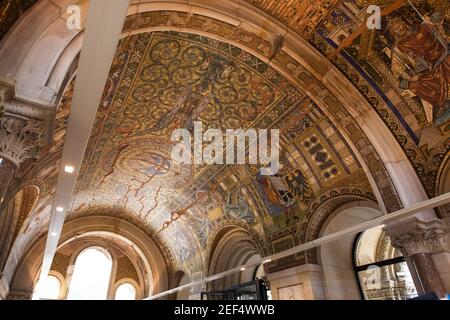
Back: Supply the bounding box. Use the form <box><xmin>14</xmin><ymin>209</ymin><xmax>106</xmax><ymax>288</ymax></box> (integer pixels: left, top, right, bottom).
<box><xmin>384</xmin><ymin>218</ymin><xmax>448</xmax><ymax>256</ymax></box>
<box><xmin>0</xmin><ymin>79</ymin><xmax>53</xmax><ymax>146</ymax></box>
<box><xmin>0</xmin><ymin>116</ymin><xmax>43</xmax><ymax>166</ymax></box>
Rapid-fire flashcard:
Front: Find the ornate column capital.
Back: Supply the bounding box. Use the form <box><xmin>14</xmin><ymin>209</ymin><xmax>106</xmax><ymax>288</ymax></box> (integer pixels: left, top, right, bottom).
<box><xmin>384</xmin><ymin>218</ymin><xmax>448</xmax><ymax>256</ymax></box>
<box><xmin>0</xmin><ymin>79</ymin><xmax>53</xmax><ymax>158</ymax></box>
<box><xmin>0</xmin><ymin>116</ymin><xmax>43</xmax><ymax>166</ymax></box>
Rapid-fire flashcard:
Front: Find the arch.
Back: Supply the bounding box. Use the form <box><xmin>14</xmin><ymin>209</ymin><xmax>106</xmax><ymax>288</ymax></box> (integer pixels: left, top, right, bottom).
<box><xmin>31</xmin><ymin>269</ymin><xmax>66</xmax><ymax>300</ymax></box>
<box><xmin>0</xmin><ymin>0</ymin><xmax>434</xmax><ymax>220</ymax></box>
<box><xmin>240</xmin><ymin>254</ymin><xmax>264</xmax><ymax>284</ymax></box>
<box><xmin>207</xmin><ymin>225</ymin><xmax>265</xmax><ymax>290</ymax></box>
<box><xmin>59</xmin><ymin>233</ymin><xmax>147</xmax><ymax>300</ymax></box>
<box><xmin>170</xmin><ymin>271</ymin><xmax>191</xmax><ymax>300</ymax></box>
<box><xmin>114</xmin><ymin>282</ymin><xmax>137</xmax><ymax>300</ymax></box>
<box><xmin>317</xmin><ymin>201</ymin><xmax>384</xmax><ymax>300</ymax></box>
<box><xmin>66</xmin><ymin>246</ymin><xmax>113</xmax><ymax>300</ymax></box>
<box><xmin>303</xmin><ymin>191</ymin><xmax>378</xmax><ymax>263</ymax></box>
<box><xmin>7</xmin><ymin>216</ymin><xmax>169</xmax><ymax>299</ymax></box>
<box><xmin>32</xmin><ymin>274</ymin><xmax>61</xmax><ymax>300</ymax></box>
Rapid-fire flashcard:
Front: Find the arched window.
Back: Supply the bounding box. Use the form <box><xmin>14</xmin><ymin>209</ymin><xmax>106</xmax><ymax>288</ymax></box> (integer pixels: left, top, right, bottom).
<box><xmin>353</xmin><ymin>228</ymin><xmax>418</xmax><ymax>300</ymax></box>
<box><xmin>67</xmin><ymin>247</ymin><xmax>112</xmax><ymax>300</ymax></box>
<box><xmin>32</xmin><ymin>275</ymin><xmax>61</xmax><ymax>300</ymax></box>
<box><xmin>115</xmin><ymin>283</ymin><xmax>136</xmax><ymax>300</ymax></box>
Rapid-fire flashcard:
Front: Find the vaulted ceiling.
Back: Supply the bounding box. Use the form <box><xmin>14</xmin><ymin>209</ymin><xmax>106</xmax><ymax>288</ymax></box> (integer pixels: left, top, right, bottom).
<box><xmin>65</xmin><ymin>30</ymin><xmax>373</xmax><ymax>273</ymax></box>
<box><xmin>1</xmin><ymin>0</ymin><xmax>448</xmax><ymax>280</ymax></box>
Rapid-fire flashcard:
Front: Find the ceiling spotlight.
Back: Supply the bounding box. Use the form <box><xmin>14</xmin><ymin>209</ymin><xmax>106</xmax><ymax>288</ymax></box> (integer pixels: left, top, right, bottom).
<box><xmin>56</xmin><ymin>207</ymin><xmax>64</xmax><ymax>212</ymax></box>
<box><xmin>64</xmin><ymin>165</ymin><xmax>75</xmax><ymax>173</ymax></box>
<box><xmin>240</xmin><ymin>267</ymin><xmax>246</xmax><ymax>271</ymax></box>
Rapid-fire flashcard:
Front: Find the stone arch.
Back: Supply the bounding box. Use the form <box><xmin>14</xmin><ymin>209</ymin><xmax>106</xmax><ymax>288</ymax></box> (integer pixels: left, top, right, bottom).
<box><xmin>207</xmin><ymin>224</ymin><xmax>265</xmax><ymax>291</ymax></box>
<box><xmin>317</xmin><ymin>201</ymin><xmax>384</xmax><ymax>299</ymax></box>
<box><xmin>56</xmin><ymin>236</ymin><xmax>145</xmax><ymax>300</ymax></box>
<box><xmin>169</xmin><ymin>270</ymin><xmax>191</xmax><ymax>300</ymax></box>
<box><xmin>64</xmin><ymin>245</ymin><xmax>113</xmax><ymax>299</ymax></box>
<box><xmin>31</xmin><ymin>270</ymin><xmax>66</xmax><ymax>300</ymax></box>
<box><xmin>7</xmin><ymin>215</ymin><xmax>169</xmax><ymax>299</ymax></box>
<box><xmin>301</xmin><ymin>188</ymin><xmax>378</xmax><ymax>263</ymax></box>
<box><xmin>113</xmin><ymin>278</ymin><xmax>140</xmax><ymax>300</ymax></box>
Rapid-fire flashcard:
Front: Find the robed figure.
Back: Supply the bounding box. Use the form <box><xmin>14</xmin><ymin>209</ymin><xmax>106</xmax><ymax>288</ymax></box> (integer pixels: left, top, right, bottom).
<box><xmin>389</xmin><ymin>16</ymin><xmax>449</xmax><ymax>123</ymax></box>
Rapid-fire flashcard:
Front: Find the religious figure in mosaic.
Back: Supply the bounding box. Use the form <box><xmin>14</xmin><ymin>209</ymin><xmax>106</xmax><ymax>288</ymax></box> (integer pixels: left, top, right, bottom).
<box><xmin>224</xmin><ymin>189</ymin><xmax>255</xmax><ymax>223</ymax></box>
<box><xmin>389</xmin><ymin>14</ymin><xmax>450</xmax><ymax>124</ymax></box>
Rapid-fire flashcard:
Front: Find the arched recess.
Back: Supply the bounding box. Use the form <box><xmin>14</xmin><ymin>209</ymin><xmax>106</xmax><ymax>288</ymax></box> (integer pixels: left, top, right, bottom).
<box><xmin>32</xmin><ymin>272</ymin><xmax>64</xmax><ymax>300</ymax></box>
<box><xmin>317</xmin><ymin>200</ymin><xmax>384</xmax><ymax>300</ymax></box>
<box><xmin>0</xmin><ymin>0</ymin><xmax>435</xmax><ymax>219</ymax></box>
<box><xmin>114</xmin><ymin>281</ymin><xmax>138</xmax><ymax>300</ymax></box>
<box><xmin>169</xmin><ymin>270</ymin><xmax>191</xmax><ymax>300</ymax></box>
<box><xmin>66</xmin><ymin>246</ymin><xmax>113</xmax><ymax>300</ymax></box>
<box><xmin>0</xmin><ymin>185</ymin><xmax>39</xmax><ymax>272</ymax></box>
<box><xmin>207</xmin><ymin>225</ymin><xmax>265</xmax><ymax>291</ymax></box>
<box><xmin>7</xmin><ymin>216</ymin><xmax>169</xmax><ymax>299</ymax></box>
<box><xmin>303</xmin><ymin>191</ymin><xmax>377</xmax><ymax>264</ymax></box>
<box><xmin>55</xmin><ymin>234</ymin><xmax>146</xmax><ymax>300</ymax></box>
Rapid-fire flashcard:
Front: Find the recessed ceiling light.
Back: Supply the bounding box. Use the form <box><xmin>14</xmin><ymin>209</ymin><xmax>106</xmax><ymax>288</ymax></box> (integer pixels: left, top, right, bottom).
<box><xmin>240</xmin><ymin>267</ymin><xmax>246</xmax><ymax>271</ymax></box>
<box><xmin>56</xmin><ymin>207</ymin><xmax>64</xmax><ymax>212</ymax></box>
<box><xmin>64</xmin><ymin>165</ymin><xmax>75</xmax><ymax>173</ymax></box>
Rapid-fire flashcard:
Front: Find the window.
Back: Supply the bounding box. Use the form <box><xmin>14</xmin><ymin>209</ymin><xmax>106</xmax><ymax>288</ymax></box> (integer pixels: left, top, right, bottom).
<box><xmin>67</xmin><ymin>247</ymin><xmax>112</xmax><ymax>300</ymax></box>
<box><xmin>354</xmin><ymin>230</ymin><xmax>418</xmax><ymax>300</ymax></box>
<box><xmin>115</xmin><ymin>283</ymin><xmax>136</xmax><ymax>300</ymax></box>
<box><xmin>32</xmin><ymin>275</ymin><xmax>61</xmax><ymax>300</ymax></box>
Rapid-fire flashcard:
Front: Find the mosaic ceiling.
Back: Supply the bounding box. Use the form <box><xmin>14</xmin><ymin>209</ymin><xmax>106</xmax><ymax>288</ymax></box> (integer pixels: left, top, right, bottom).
<box><xmin>62</xmin><ymin>30</ymin><xmax>373</xmax><ymax>274</ymax></box>
<box><xmin>2</xmin><ymin>0</ymin><xmax>449</xmax><ymax>278</ymax></box>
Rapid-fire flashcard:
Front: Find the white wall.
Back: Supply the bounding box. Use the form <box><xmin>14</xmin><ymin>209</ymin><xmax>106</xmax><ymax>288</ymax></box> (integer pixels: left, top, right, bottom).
<box><xmin>318</xmin><ymin>205</ymin><xmax>383</xmax><ymax>300</ymax></box>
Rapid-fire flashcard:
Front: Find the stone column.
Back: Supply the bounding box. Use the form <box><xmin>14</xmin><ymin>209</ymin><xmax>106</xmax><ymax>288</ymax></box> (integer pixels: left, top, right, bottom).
<box><xmin>384</xmin><ymin>218</ymin><xmax>448</xmax><ymax>298</ymax></box>
<box><xmin>0</xmin><ymin>116</ymin><xmax>42</xmax><ymax>202</ymax></box>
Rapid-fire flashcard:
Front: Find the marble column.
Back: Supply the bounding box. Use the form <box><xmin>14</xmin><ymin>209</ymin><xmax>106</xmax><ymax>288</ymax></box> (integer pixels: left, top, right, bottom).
<box><xmin>384</xmin><ymin>218</ymin><xmax>447</xmax><ymax>298</ymax></box>
<box><xmin>0</xmin><ymin>116</ymin><xmax>42</xmax><ymax>203</ymax></box>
